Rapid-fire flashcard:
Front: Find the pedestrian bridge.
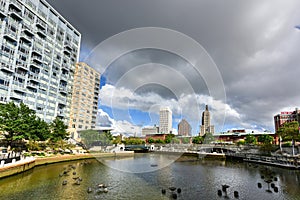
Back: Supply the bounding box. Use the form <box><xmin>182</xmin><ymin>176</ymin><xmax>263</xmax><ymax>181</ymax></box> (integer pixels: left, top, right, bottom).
<box><xmin>125</xmin><ymin>145</ymin><xmax>150</xmax><ymax>153</ymax></box>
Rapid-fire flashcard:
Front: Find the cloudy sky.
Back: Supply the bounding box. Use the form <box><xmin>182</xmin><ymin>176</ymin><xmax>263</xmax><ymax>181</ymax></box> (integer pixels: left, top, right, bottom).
<box><xmin>48</xmin><ymin>0</ymin><xmax>300</xmax><ymax>135</ymax></box>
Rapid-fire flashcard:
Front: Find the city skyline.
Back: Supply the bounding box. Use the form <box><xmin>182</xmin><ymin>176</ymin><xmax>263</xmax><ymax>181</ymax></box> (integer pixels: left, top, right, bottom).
<box><xmin>46</xmin><ymin>1</ymin><xmax>300</xmax><ymax>135</ymax></box>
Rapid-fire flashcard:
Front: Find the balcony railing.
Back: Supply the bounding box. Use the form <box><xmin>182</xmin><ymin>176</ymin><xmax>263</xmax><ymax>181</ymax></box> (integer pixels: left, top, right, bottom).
<box><xmin>9</xmin><ymin>0</ymin><xmax>22</xmax><ymax>12</ymax></box>
<box><xmin>26</xmin><ymin>81</ymin><xmax>38</xmax><ymax>89</ymax></box>
<box><xmin>0</xmin><ymin>61</ymin><xmax>14</xmax><ymax>73</ymax></box>
<box><xmin>4</xmin><ymin>28</ymin><xmax>18</xmax><ymax>42</ymax></box>
<box><xmin>59</xmin><ymin>86</ymin><xmax>68</xmax><ymax>94</ymax></box>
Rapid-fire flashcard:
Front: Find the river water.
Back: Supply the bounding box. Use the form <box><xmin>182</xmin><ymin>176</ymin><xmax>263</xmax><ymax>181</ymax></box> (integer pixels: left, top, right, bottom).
<box><xmin>0</xmin><ymin>153</ymin><xmax>300</xmax><ymax>200</ymax></box>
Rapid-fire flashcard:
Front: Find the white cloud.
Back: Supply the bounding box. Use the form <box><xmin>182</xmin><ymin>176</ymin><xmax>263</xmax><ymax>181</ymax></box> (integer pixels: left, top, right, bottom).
<box><xmin>96</xmin><ymin>109</ymin><xmax>141</xmax><ymax>136</ymax></box>
<box><xmin>99</xmin><ymin>84</ymin><xmax>241</xmax><ymax>132</ymax></box>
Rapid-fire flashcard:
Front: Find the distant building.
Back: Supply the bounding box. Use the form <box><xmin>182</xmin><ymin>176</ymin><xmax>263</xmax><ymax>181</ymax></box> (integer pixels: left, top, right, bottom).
<box><xmin>145</xmin><ymin>134</ymin><xmax>169</xmax><ymax>142</ymax></box>
<box><xmin>69</xmin><ymin>62</ymin><xmax>100</xmax><ymax>132</ymax></box>
<box><xmin>178</xmin><ymin>119</ymin><xmax>191</xmax><ymax>136</ymax></box>
<box><xmin>274</xmin><ymin>108</ymin><xmax>300</xmax><ymax>132</ymax></box>
<box><xmin>142</xmin><ymin>125</ymin><xmax>159</xmax><ymax>136</ymax></box>
<box><xmin>159</xmin><ymin>107</ymin><xmax>172</xmax><ymax>134</ymax></box>
<box><xmin>200</xmin><ymin>105</ymin><xmax>214</xmax><ymax>136</ymax></box>
<box><xmin>214</xmin><ymin>131</ymin><xmax>278</xmax><ymax>145</ymax></box>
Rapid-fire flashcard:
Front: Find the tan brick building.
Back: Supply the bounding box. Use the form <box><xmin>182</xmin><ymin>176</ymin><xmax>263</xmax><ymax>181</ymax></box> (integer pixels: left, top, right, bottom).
<box><xmin>69</xmin><ymin>62</ymin><xmax>100</xmax><ymax>133</ymax></box>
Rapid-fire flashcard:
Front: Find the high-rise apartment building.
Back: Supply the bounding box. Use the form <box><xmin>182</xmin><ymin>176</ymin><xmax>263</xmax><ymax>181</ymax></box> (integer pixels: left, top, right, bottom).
<box><xmin>68</xmin><ymin>62</ymin><xmax>100</xmax><ymax>131</ymax></box>
<box><xmin>0</xmin><ymin>0</ymin><xmax>80</xmax><ymax>123</ymax></box>
<box><xmin>200</xmin><ymin>105</ymin><xmax>214</xmax><ymax>136</ymax></box>
<box><xmin>178</xmin><ymin>119</ymin><xmax>191</xmax><ymax>136</ymax></box>
<box><xmin>159</xmin><ymin>107</ymin><xmax>172</xmax><ymax>134</ymax></box>
<box><xmin>274</xmin><ymin>108</ymin><xmax>300</xmax><ymax>132</ymax></box>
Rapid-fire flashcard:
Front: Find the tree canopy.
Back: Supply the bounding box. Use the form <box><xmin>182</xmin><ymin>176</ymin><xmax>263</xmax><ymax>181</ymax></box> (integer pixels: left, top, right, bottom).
<box><xmin>80</xmin><ymin>129</ymin><xmax>113</xmax><ymax>147</ymax></box>
<box><xmin>49</xmin><ymin>117</ymin><xmax>69</xmax><ymax>143</ymax></box>
<box><xmin>257</xmin><ymin>134</ymin><xmax>274</xmax><ymax>144</ymax></box>
<box><xmin>203</xmin><ymin>133</ymin><xmax>215</xmax><ymax>144</ymax></box>
<box><xmin>0</xmin><ymin>102</ymin><xmax>69</xmax><ymax>149</ymax></box>
<box><xmin>192</xmin><ymin>136</ymin><xmax>203</xmax><ymax>144</ymax></box>
<box><xmin>0</xmin><ymin>102</ymin><xmax>38</xmax><ymax>146</ymax></box>
<box><xmin>276</xmin><ymin>121</ymin><xmax>300</xmax><ymax>142</ymax></box>
<box><xmin>245</xmin><ymin>134</ymin><xmax>257</xmax><ymax>144</ymax></box>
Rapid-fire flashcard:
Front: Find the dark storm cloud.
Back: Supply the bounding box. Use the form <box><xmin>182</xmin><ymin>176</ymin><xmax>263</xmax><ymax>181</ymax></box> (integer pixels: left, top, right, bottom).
<box><xmin>47</xmin><ymin>0</ymin><xmax>300</xmax><ymax>131</ymax></box>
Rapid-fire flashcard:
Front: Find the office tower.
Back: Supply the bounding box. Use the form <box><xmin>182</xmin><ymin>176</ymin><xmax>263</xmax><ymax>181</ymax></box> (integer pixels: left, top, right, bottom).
<box><xmin>274</xmin><ymin>108</ymin><xmax>300</xmax><ymax>132</ymax></box>
<box><xmin>0</xmin><ymin>0</ymin><xmax>81</xmax><ymax>123</ymax></box>
<box><xmin>69</xmin><ymin>62</ymin><xmax>100</xmax><ymax>131</ymax></box>
<box><xmin>178</xmin><ymin>119</ymin><xmax>191</xmax><ymax>136</ymax></box>
<box><xmin>200</xmin><ymin>105</ymin><xmax>214</xmax><ymax>136</ymax></box>
<box><xmin>159</xmin><ymin>107</ymin><xmax>172</xmax><ymax>134</ymax></box>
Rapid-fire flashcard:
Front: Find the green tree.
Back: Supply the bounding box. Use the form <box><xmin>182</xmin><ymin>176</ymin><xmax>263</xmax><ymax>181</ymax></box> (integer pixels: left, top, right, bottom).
<box><xmin>171</xmin><ymin>137</ymin><xmax>181</xmax><ymax>144</ymax></box>
<box><xmin>27</xmin><ymin>118</ymin><xmax>50</xmax><ymax>141</ymax></box>
<box><xmin>203</xmin><ymin>133</ymin><xmax>215</xmax><ymax>144</ymax></box>
<box><xmin>112</xmin><ymin>135</ymin><xmax>122</xmax><ymax>144</ymax></box>
<box><xmin>164</xmin><ymin>134</ymin><xmax>175</xmax><ymax>143</ymax></box>
<box><xmin>123</xmin><ymin>137</ymin><xmax>145</xmax><ymax>145</ymax></box>
<box><xmin>256</xmin><ymin>134</ymin><xmax>275</xmax><ymax>155</ymax></box>
<box><xmin>155</xmin><ymin>139</ymin><xmax>165</xmax><ymax>144</ymax></box>
<box><xmin>245</xmin><ymin>134</ymin><xmax>257</xmax><ymax>145</ymax></box>
<box><xmin>257</xmin><ymin>134</ymin><xmax>274</xmax><ymax>144</ymax></box>
<box><xmin>181</xmin><ymin>137</ymin><xmax>190</xmax><ymax>144</ymax></box>
<box><xmin>0</xmin><ymin>102</ymin><xmax>37</xmax><ymax>148</ymax></box>
<box><xmin>147</xmin><ymin>137</ymin><xmax>154</xmax><ymax>144</ymax></box>
<box><xmin>80</xmin><ymin>129</ymin><xmax>113</xmax><ymax>147</ymax></box>
<box><xmin>192</xmin><ymin>136</ymin><xmax>203</xmax><ymax>144</ymax></box>
<box><xmin>277</xmin><ymin>121</ymin><xmax>300</xmax><ymax>155</ymax></box>
<box><xmin>49</xmin><ymin>117</ymin><xmax>68</xmax><ymax>143</ymax></box>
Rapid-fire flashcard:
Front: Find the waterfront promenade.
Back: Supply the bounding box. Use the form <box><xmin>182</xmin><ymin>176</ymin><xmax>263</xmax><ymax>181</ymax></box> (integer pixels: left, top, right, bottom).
<box><xmin>0</xmin><ymin>151</ymin><xmax>134</xmax><ymax>179</ymax></box>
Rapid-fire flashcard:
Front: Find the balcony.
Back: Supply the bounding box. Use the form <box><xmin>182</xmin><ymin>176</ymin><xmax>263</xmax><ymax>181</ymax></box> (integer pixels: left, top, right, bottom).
<box><xmin>59</xmin><ymin>86</ymin><xmax>68</xmax><ymax>94</ymax></box>
<box><xmin>63</xmin><ymin>48</ymin><xmax>71</xmax><ymax>56</ymax></box>
<box><xmin>9</xmin><ymin>0</ymin><xmax>22</xmax><ymax>12</ymax></box>
<box><xmin>28</xmin><ymin>74</ymin><xmax>40</xmax><ymax>82</ymax></box>
<box><xmin>0</xmin><ymin>61</ymin><xmax>14</xmax><ymax>73</ymax></box>
<box><xmin>10</xmin><ymin>91</ymin><xmax>25</xmax><ymax>101</ymax></box>
<box><xmin>12</xmin><ymin>81</ymin><xmax>25</xmax><ymax>93</ymax></box>
<box><xmin>0</xmin><ymin>9</ymin><xmax>7</xmax><ymax>19</ymax></box>
<box><xmin>20</xmin><ymin>32</ymin><xmax>32</xmax><ymax>44</ymax></box>
<box><xmin>64</xmin><ymin>42</ymin><xmax>72</xmax><ymax>51</ymax></box>
<box><xmin>36</xmin><ymin>21</ymin><xmax>46</xmax><ymax>31</ymax></box>
<box><xmin>57</xmin><ymin>109</ymin><xmax>65</xmax><ymax>117</ymax></box>
<box><xmin>32</xmin><ymin>46</ymin><xmax>43</xmax><ymax>56</ymax></box>
<box><xmin>14</xmin><ymin>71</ymin><xmax>26</xmax><ymax>79</ymax></box>
<box><xmin>60</xmin><ymin>73</ymin><xmax>69</xmax><ymax>81</ymax></box>
<box><xmin>22</xmin><ymin>25</ymin><xmax>34</xmax><ymax>37</ymax></box>
<box><xmin>58</xmin><ymin>100</ymin><xmax>67</xmax><ymax>106</ymax></box>
<box><xmin>16</xmin><ymin>62</ymin><xmax>28</xmax><ymax>71</ymax></box>
<box><xmin>28</xmin><ymin>67</ymin><xmax>40</xmax><ymax>75</ymax></box>
<box><xmin>3</xmin><ymin>28</ymin><xmax>18</xmax><ymax>43</ymax></box>
<box><xmin>61</xmin><ymin>63</ymin><xmax>70</xmax><ymax>70</ymax></box>
<box><xmin>29</xmin><ymin>62</ymin><xmax>42</xmax><ymax>70</ymax></box>
<box><xmin>26</xmin><ymin>81</ymin><xmax>39</xmax><ymax>89</ymax></box>
<box><xmin>31</xmin><ymin>55</ymin><xmax>43</xmax><ymax>64</ymax></box>
<box><xmin>8</xmin><ymin>9</ymin><xmax>22</xmax><ymax>21</ymax></box>
<box><xmin>37</xmin><ymin>30</ymin><xmax>46</xmax><ymax>38</ymax></box>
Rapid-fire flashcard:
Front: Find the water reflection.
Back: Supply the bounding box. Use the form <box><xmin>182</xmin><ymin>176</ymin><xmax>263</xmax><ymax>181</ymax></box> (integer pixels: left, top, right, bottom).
<box><xmin>99</xmin><ymin>153</ymin><xmax>181</xmax><ymax>173</ymax></box>
<box><xmin>0</xmin><ymin>154</ymin><xmax>300</xmax><ymax>200</ymax></box>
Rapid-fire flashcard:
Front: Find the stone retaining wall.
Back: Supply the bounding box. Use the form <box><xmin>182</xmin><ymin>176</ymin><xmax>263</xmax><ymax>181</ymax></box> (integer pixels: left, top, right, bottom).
<box><xmin>0</xmin><ymin>151</ymin><xmax>134</xmax><ymax>179</ymax></box>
